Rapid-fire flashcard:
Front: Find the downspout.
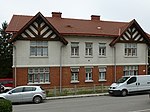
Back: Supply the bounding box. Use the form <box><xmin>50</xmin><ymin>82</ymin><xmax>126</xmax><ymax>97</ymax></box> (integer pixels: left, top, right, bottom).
<box><xmin>60</xmin><ymin>44</ymin><xmax>63</xmax><ymax>93</ymax></box>
<box><xmin>13</xmin><ymin>44</ymin><xmax>17</xmax><ymax>87</ymax></box>
<box><xmin>145</xmin><ymin>45</ymin><xmax>148</xmax><ymax>74</ymax></box>
<box><xmin>113</xmin><ymin>46</ymin><xmax>117</xmax><ymax>82</ymax></box>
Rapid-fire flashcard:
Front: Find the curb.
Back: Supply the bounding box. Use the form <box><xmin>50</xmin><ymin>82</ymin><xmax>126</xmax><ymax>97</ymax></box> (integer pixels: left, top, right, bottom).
<box><xmin>46</xmin><ymin>93</ymin><xmax>109</xmax><ymax>100</ymax></box>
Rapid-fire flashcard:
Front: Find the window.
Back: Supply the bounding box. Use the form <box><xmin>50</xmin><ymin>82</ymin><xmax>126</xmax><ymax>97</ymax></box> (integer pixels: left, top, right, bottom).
<box><xmin>30</xmin><ymin>41</ymin><xmax>48</xmax><ymax>56</ymax></box>
<box><xmin>71</xmin><ymin>42</ymin><xmax>79</xmax><ymax>56</ymax></box>
<box><xmin>28</xmin><ymin>68</ymin><xmax>50</xmax><ymax>84</ymax></box>
<box><xmin>125</xmin><ymin>43</ymin><xmax>137</xmax><ymax>56</ymax></box>
<box><xmin>99</xmin><ymin>43</ymin><xmax>106</xmax><ymax>56</ymax></box>
<box><xmin>124</xmin><ymin>66</ymin><xmax>138</xmax><ymax>76</ymax></box>
<box><xmin>12</xmin><ymin>87</ymin><xmax>23</xmax><ymax>93</ymax></box>
<box><xmin>127</xmin><ymin>77</ymin><xmax>137</xmax><ymax>84</ymax></box>
<box><xmin>99</xmin><ymin>67</ymin><xmax>106</xmax><ymax>81</ymax></box>
<box><xmin>71</xmin><ymin>68</ymin><xmax>79</xmax><ymax>83</ymax></box>
<box><xmin>85</xmin><ymin>43</ymin><xmax>93</xmax><ymax>56</ymax></box>
<box><xmin>85</xmin><ymin>68</ymin><xmax>93</xmax><ymax>82</ymax></box>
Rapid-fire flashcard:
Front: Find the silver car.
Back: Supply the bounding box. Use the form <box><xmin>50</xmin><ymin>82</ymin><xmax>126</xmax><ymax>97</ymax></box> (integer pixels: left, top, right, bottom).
<box><xmin>0</xmin><ymin>86</ymin><xmax>46</xmax><ymax>104</ymax></box>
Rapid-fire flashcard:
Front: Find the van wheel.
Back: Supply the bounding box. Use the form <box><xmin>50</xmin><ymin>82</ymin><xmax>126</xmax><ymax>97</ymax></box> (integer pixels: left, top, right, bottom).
<box><xmin>122</xmin><ymin>90</ymin><xmax>127</xmax><ymax>96</ymax></box>
<box><xmin>33</xmin><ymin>96</ymin><xmax>42</xmax><ymax>104</ymax></box>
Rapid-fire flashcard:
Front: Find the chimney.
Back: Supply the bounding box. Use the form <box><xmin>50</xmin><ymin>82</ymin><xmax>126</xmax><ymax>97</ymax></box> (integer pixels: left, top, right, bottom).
<box><xmin>52</xmin><ymin>12</ymin><xmax>62</xmax><ymax>18</ymax></box>
<box><xmin>91</xmin><ymin>15</ymin><xmax>100</xmax><ymax>21</ymax></box>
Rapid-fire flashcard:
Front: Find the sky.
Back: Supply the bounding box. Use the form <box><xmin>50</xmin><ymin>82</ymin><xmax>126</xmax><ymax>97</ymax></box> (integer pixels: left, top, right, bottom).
<box><xmin>0</xmin><ymin>0</ymin><xmax>150</xmax><ymax>33</ymax></box>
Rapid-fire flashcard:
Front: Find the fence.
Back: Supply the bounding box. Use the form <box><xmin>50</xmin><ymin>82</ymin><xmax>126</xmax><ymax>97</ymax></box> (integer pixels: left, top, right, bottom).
<box><xmin>45</xmin><ymin>84</ymin><xmax>109</xmax><ymax>97</ymax></box>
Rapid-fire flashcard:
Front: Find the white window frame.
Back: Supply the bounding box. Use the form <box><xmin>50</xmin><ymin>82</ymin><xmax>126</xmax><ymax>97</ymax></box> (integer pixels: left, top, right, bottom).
<box><xmin>124</xmin><ymin>43</ymin><xmax>137</xmax><ymax>57</ymax></box>
<box><xmin>30</xmin><ymin>41</ymin><xmax>48</xmax><ymax>57</ymax></box>
<box><xmin>99</xmin><ymin>43</ymin><xmax>106</xmax><ymax>57</ymax></box>
<box><xmin>71</xmin><ymin>42</ymin><xmax>79</xmax><ymax>57</ymax></box>
<box><xmin>28</xmin><ymin>68</ymin><xmax>50</xmax><ymax>84</ymax></box>
<box><xmin>85</xmin><ymin>43</ymin><xmax>93</xmax><ymax>57</ymax></box>
<box><xmin>71</xmin><ymin>67</ymin><xmax>79</xmax><ymax>83</ymax></box>
<box><xmin>85</xmin><ymin>68</ymin><xmax>93</xmax><ymax>82</ymax></box>
<box><xmin>124</xmin><ymin>65</ymin><xmax>138</xmax><ymax>76</ymax></box>
<box><xmin>99</xmin><ymin>67</ymin><xmax>106</xmax><ymax>81</ymax></box>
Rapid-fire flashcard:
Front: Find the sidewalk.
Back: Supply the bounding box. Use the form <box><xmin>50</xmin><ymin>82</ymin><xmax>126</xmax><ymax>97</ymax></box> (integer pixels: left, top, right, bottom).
<box><xmin>46</xmin><ymin>92</ymin><xmax>109</xmax><ymax>100</ymax></box>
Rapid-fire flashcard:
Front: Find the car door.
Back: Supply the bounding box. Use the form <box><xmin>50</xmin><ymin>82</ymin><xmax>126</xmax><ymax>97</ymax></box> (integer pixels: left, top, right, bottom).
<box><xmin>126</xmin><ymin>77</ymin><xmax>137</xmax><ymax>93</ymax></box>
<box><xmin>22</xmin><ymin>87</ymin><xmax>36</xmax><ymax>102</ymax></box>
<box><xmin>6</xmin><ymin>87</ymin><xmax>23</xmax><ymax>103</ymax></box>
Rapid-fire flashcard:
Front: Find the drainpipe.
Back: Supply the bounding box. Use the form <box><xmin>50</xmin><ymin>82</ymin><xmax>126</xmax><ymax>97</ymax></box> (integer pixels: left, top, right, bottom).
<box><xmin>13</xmin><ymin>45</ymin><xmax>17</xmax><ymax>87</ymax></box>
<box><xmin>113</xmin><ymin>46</ymin><xmax>117</xmax><ymax>82</ymax></box>
<box><xmin>60</xmin><ymin>44</ymin><xmax>63</xmax><ymax>93</ymax></box>
<box><xmin>145</xmin><ymin>45</ymin><xmax>148</xmax><ymax>74</ymax></box>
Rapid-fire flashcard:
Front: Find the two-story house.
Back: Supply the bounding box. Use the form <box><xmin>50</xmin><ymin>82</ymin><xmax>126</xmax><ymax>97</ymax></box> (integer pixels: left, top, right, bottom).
<box><xmin>6</xmin><ymin>12</ymin><xmax>150</xmax><ymax>89</ymax></box>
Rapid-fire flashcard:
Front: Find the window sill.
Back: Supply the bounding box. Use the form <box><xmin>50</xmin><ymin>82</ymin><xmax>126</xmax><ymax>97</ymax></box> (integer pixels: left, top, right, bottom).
<box><xmin>124</xmin><ymin>56</ymin><xmax>138</xmax><ymax>58</ymax></box>
<box><xmin>70</xmin><ymin>81</ymin><xmax>79</xmax><ymax>83</ymax></box>
<box><xmin>28</xmin><ymin>82</ymin><xmax>50</xmax><ymax>85</ymax></box>
<box><xmin>30</xmin><ymin>56</ymin><xmax>48</xmax><ymax>58</ymax></box>
<box><xmin>85</xmin><ymin>56</ymin><xmax>93</xmax><ymax>58</ymax></box>
<box><xmin>71</xmin><ymin>56</ymin><xmax>80</xmax><ymax>58</ymax></box>
<box><xmin>85</xmin><ymin>80</ymin><xmax>93</xmax><ymax>83</ymax></box>
<box><xmin>98</xmin><ymin>79</ymin><xmax>107</xmax><ymax>82</ymax></box>
<box><xmin>99</xmin><ymin>56</ymin><xmax>106</xmax><ymax>58</ymax></box>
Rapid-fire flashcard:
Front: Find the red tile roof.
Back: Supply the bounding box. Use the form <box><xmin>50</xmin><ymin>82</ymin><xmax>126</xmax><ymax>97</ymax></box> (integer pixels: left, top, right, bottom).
<box><xmin>6</xmin><ymin>14</ymin><xmax>130</xmax><ymax>37</ymax></box>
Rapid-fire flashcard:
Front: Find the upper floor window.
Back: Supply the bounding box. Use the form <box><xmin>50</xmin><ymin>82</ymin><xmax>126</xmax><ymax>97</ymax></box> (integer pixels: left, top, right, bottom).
<box><xmin>30</xmin><ymin>41</ymin><xmax>48</xmax><ymax>56</ymax></box>
<box><xmin>124</xmin><ymin>65</ymin><xmax>138</xmax><ymax>76</ymax></box>
<box><xmin>85</xmin><ymin>43</ymin><xmax>93</xmax><ymax>56</ymax></box>
<box><xmin>99</xmin><ymin>43</ymin><xmax>106</xmax><ymax>56</ymax></box>
<box><xmin>71</xmin><ymin>42</ymin><xmax>79</xmax><ymax>56</ymax></box>
<box><xmin>125</xmin><ymin>43</ymin><xmax>137</xmax><ymax>56</ymax></box>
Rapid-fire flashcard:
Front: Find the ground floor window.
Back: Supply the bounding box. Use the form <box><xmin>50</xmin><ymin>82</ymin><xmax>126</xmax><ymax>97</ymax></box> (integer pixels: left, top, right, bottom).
<box><xmin>99</xmin><ymin>67</ymin><xmax>106</xmax><ymax>81</ymax></box>
<box><xmin>85</xmin><ymin>68</ymin><xmax>93</xmax><ymax>82</ymax></box>
<box><xmin>124</xmin><ymin>65</ymin><xmax>138</xmax><ymax>76</ymax></box>
<box><xmin>28</xmin><ymin>68</ymin><xmax>50</xmax><ymax>84</ymax></box>
<box><xmin>71</xmin><ymin>67</ymin><xmax>79</xmax><ymax>83</ymax></box>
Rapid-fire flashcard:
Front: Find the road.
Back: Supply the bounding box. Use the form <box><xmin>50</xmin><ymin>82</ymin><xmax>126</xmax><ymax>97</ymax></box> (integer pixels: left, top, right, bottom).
<box><xmin>13</xmin><ymin>94</ymin><xmax>150</xmax><ymax>112</ymax></box>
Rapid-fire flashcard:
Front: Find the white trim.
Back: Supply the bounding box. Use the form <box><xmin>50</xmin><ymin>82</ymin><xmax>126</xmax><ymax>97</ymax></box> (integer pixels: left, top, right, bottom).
<box><xmin>28</xmin><ymin>82</ymin><xmax>51</xmax><ymax>85</ymax></box>
<box><xmin>98</xmin><ymin>79</ymin><xmax>107</xmax><ymax>82</ymax></box>
<box><xmin>12</xmin><ymin>63</ymin><xmax>148</xmax><ymax>68</ymax></box>
<box><xmin>85</xmin><ymin>80</ymin><xmax>93</xmax><ymax>83</ymax></box>
<box><xmin>70</xmin><ymin>81</ymin><xmax>79</xmax><ymax>83</ymax></box>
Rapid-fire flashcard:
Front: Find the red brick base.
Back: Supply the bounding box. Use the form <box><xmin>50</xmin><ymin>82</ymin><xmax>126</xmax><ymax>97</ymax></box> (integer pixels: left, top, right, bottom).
<box><xmin>13</xmin><ymin>65</ymin><xmax>147</xmax><ymax>88</ymax></box>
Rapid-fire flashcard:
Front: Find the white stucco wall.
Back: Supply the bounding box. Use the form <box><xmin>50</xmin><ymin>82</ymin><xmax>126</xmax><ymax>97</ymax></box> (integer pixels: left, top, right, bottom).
<box><xmin>13</xmin><ymin>36</ymin><xmax>148</xmax><ymax>67</ymax></box>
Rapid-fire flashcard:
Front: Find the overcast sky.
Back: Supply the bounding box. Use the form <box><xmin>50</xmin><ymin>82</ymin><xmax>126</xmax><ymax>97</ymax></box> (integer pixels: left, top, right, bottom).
<box><xmin>0</xmin><ymin>0</ymin><xmax>150</xmax><ymax>33</ymax></box>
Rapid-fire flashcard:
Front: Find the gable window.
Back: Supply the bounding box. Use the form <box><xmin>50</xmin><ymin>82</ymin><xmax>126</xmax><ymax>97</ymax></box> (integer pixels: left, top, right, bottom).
<box><xmin>85</xmin><ymin>43</ymin><xmax>93</xmax><ymax>56</ymax></box>
<box><xmin>85</xmin><ymin>68</ymin><xmax>93</xmax><ymax>82</ymax></box>
<box><xmin>99</xmin><ymin>67</ymin><xmax>106</xmax><ymax>81</ymax></box>
<box><xmin>124</xmin><ymin>65</ymin><xmax>138</xmax><ymax>76</ymax></box>
<box><xmin>99</xmin><ymin>43</ymin><xmax>106</xmax><ymax>56</ymax></box>
<box><xmin>71</xmin><ymin>42</ymin><xmax>79</xmax><ymax>56</ymax></box>
<box><xmin>125</xmin><ymin>43</ymin><xmax>137</xmax><ymax>56</ymax></box>
<box><xmin>28</xmin><ymin>67</ymin><xmax>50</xmax><ymax>84</ymax></box>
<box><xmin>71</xmin><ymin>67</ymin><xmax>79</xmax><ymax>83</ymax></box>
<box><xmin>30</xmin><ymin>41</ymin><xmax>48</xmax><ymax>56</ymax></box>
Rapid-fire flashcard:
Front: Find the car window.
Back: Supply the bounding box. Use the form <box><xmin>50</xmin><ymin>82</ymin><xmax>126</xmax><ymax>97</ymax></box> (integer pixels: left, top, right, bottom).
<box><xmin>23</xmin><ymin>87</ymin><xmax>36</xmax><ymax>92</ymax></box>
<box><xmin>12</xmin><ymin>87</ymin><xmax>23</xmax><ymax>93</ymax></box>
<box><xmin>127</xmin><ymin>77</ymin><xmax>137</xmax><ymax>84</ymax></box>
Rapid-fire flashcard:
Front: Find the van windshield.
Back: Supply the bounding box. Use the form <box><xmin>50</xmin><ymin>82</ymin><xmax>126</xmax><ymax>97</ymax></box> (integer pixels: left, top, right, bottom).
<box><xmin>116</xmin><ymin>77</ymin><xmax>129</xmax><ymax>83</ymax></box>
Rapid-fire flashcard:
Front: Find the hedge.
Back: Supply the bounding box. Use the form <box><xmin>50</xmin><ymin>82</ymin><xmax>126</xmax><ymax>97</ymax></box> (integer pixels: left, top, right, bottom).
<box><xmin>0</xmin><ymin>99</ymin><xmax>12</xmax><ymax>112</ymax></box>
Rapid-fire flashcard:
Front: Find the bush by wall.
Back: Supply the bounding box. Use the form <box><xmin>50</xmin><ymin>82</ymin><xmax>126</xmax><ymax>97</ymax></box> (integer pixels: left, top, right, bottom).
<box><xmin>0</xmin><ymin>99</ymin><xmax>12</xmax><ymax>112</ymax></box>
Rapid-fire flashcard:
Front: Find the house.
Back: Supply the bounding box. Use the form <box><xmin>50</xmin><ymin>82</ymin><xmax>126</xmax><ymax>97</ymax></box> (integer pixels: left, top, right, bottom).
<box><xmin>6</xmin><ymin>12</ymin><xmax>150</xmax><ymax>89</ymax></box>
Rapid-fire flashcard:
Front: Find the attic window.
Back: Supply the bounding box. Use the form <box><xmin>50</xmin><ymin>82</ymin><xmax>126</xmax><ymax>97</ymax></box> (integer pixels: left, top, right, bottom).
<box><xmin>66</xmin><ymin>25</ymin><xmax>73</xmax><ymax>28</ymax></box>
<box><xmin>97</xmin><ymin>26</ymin><xmax>102</xmax><ymax>30</ymax></box>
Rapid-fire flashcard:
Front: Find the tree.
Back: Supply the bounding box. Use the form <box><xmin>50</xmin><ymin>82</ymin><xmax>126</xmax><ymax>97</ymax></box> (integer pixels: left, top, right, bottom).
<box><xmin>0</xmin><ymin>21</ymin><xmax>13</xmax><ymax>78</ymax></box>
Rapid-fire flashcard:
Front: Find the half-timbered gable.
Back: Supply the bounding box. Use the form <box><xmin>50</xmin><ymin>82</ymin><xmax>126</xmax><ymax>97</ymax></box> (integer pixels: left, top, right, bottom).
<box><xmin>110</xmin><ymin>19</ymin><xmax>150</xmax><ymax>46</ymax></box>
<box><xmin>10</xmin><ymin>12</ymin><xmax>68</xmax><ymax>45</ymax></box>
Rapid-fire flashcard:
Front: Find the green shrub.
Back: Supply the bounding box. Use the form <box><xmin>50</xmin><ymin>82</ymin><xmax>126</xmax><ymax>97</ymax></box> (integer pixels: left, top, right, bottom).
<box><xmin>0</xmin><ymin>99</ymin><xmax>12</xmax><ymax>112</ymax></box>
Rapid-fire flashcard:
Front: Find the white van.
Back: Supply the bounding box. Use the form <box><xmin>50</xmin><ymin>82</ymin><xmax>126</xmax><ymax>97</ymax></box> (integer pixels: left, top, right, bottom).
<box><xmin>108</xmin><ymin>75</ymin><xmax>150</xmax><ymax>96</ymax></box>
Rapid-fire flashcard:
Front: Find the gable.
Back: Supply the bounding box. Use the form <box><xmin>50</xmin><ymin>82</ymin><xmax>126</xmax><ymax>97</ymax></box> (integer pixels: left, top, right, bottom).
<box><xmin>10</xmin><ymin>12</ymin><xmax>68</xmax><ymax>45</ymax></box>
<box><xmin>110</xmin><ymin>19</ymin><xmax>150</xmax><ymax>46</ymax></box>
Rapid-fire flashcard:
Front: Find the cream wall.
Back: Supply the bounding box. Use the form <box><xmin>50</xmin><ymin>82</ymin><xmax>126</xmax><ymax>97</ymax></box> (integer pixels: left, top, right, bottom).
<box><xmin>13</xmin><ymin>36</ymin><xmax>148</xmax><ymax>67</ymax></box>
